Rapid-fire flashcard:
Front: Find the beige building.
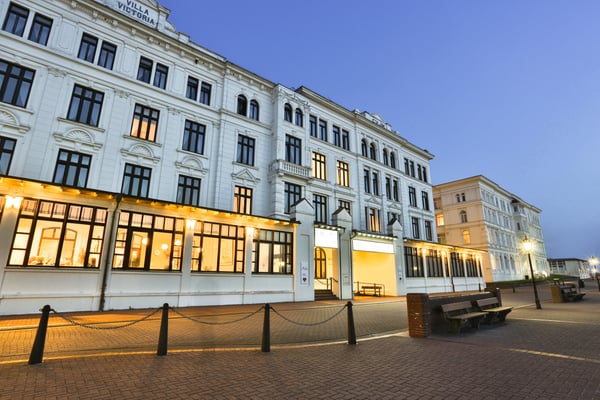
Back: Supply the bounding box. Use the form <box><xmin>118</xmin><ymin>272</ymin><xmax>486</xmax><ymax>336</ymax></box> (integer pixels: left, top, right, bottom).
<box><xmin>433</xmin><ymin>176</ymin><xmax>549</xmax><ymax>283</ymax></box>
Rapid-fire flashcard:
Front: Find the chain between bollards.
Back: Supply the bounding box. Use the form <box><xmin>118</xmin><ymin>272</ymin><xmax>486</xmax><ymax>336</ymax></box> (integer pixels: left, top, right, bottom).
<box><xmin>157</xmin><ymin>303</ymin><xmax>169</xmax><ymax>356</ymax></box>
<box><xmin>29</xmin><ymin>304</ymin><xmax>52</xmax><ymax>365</ymax></box>
<box><xmin>347</xmin><ymin>301</ymin><xmax>356</xmax><ymax>345</ymax></box>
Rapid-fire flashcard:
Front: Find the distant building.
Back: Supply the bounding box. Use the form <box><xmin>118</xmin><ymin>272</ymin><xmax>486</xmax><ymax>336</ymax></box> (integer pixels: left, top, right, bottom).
<box><xmin>0</xmin><ymin>0</ymin><xmax>484</xmax><ymax>315</ymax></box>
<box><xmin>433</xmin><ymin>176</ymin><xmax>549</xmax><ymax>283</ymax></box>
<box><xmin>548</xmin><ymin>258</ymin><xmax>590</xmax><ymax>279</ymax></box>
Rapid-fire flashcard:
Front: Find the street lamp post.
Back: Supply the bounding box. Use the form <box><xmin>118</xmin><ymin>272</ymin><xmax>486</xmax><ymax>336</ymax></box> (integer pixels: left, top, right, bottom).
<box><xmin>523</xmin><ymin>237</ymin><xmax>542</xmax><ymax>309</ymax></box>
<box><xmin>590</xmin><ymin>257</ymin><xmax>599</xmax><ymax>292</ymax></box>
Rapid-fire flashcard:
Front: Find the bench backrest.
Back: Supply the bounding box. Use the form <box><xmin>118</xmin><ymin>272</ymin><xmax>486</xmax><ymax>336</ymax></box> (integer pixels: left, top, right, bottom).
<box><xmin>476</xmin><ymin>297</ymin><xmax>499</xmax><ymax>309</ymax></box>
<box><xmin>441</xmin><ymin>301</ymin><xmax>472</xmax><ymax>315</ymax></box>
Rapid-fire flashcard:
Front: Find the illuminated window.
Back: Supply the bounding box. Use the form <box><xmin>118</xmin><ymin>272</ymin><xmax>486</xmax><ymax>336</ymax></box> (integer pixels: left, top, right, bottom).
<box><xmin>130</xmin><ymin>104</ymin><xmax>159</xmax><ymax>142</ymax></box>
<box><xmin>233</xmin><ymin>185</ymin><xmax>253</xmax><ymax>215</ymax></box>
<box><xmin>252</xmin><ymin>229</ymin><xmax>293</xmax><ymax>274</ymax></box>
<box><xmin>191</xmin><ymin>222</ymin><xmax>245</xmax><ymax>272</ymax></box>
<box><xmin>312</xmin><ymin>152</ymin><xmax>327</xmax><ymax>180</ymax></box>
<box><xmin>8</xmin><ymin>199</ymin><xmax>107</xmax><ymax>268</ymax></box>
<box><xmin>113</xmin><ymin>211</ymin><xmax>184</xmax><ymax>271</ymax></box>
<box><xmin>336</xmin><ymin>161</ymin><xmax>349</xmax><ymax>187</ymax></box>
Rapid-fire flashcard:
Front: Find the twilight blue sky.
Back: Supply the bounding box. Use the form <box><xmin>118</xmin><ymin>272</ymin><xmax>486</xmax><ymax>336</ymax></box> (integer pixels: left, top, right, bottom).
<box><xmin>159</xmin><ymin>0</ymin><xmax>600</xmax><ymax>259</ymax></box>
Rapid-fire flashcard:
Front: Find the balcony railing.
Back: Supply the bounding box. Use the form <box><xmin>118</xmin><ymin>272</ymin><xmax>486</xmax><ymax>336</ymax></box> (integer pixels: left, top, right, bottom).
<box><xmin>270</xmin><ymin>159</ymin><xmax>311</xmax><ymax>179</ymax></box>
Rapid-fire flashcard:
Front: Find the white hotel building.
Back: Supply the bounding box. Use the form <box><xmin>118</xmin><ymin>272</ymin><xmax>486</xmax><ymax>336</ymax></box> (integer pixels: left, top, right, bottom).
<box><xmin>0</xmin><ymin>0</ymin><xmax>484</xmax><ymax>315</ymax></box>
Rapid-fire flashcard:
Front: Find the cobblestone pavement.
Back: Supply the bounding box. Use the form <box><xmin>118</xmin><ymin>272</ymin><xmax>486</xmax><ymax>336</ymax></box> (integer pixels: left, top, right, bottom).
<box><xmin>1</xmin><ymin>280</ymin><xmax>600</xmax><ymax>399</ymax></box>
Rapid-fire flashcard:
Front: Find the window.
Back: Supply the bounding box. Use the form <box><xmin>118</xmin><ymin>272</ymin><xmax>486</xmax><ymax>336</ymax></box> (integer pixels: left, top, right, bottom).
<box><xmin>237</xmin><ymin>95</ymin><xmax>247</xmax><ymax>115</ymax></box>
<box><xmin>462</xmin><ymin>229</ymin><xmax>471</xmax><ymax>244</ymax></box>
<box><xmin>436</xmin><ymin>214</ymin><xmax>445</xmax><ymax>226</ymax></box>
<box><xmin>53</xmin><ymin>149</ymin><xmax>91</xmax><ymax>188</ymax></box>
<box><xmin>78</xmin><ymin>33</ymin><xmax>116</xmax><ymax>69</ymax></box>
<box><xmin>341</xmin><ymin>129</ymin><xmax>350</xmax><ymax>150</ymax></box>
<box><xmin>410</xmin><ymin>161</ymin><xmax>415</xmax><ymax>177</ymax></box>
<box><xmin>113</xmin><ymin>211</ymin><xmax>184</xmax><ymax>271</ymax></box>
<box><xmin>122</xmin><ymin>163</ymin><xmax>151</xmax><ymax>198</ymax></box>
<box><xmin>425</xmin><ymin>221</ymin><xmax>433</xmax><ymax>241</ymax></box>
<box><xmin>390</xmin><ymin>152</ymin><xmax>396</xmax><ymax>168</ymax></box>
<box><xmin>182</xmin><ymin>120</ymin><xmax>205</xmax><ymax>154</ymax></box>
<box><xmin>404</xmin><ymin>158</ymin><xmax>409</xmax><ymax>174</ymax></box>
<box><xmin>333</xmin><ymin>125</ymin><xmax>340</xmax><ymax>147</ymax></box>
<box><xmin>176</xmin><ymin>175</ymin><xmax>201</xmax><ymax>206</ymax></box>
<box><xmin>284</xmin><ymin>103</ymin><xmax>292</xmax><ymax>122</ymax></box>
<box><xmin>8</xmin><ymin>199</ymin><xmax>107</xmax><ymax>268</ymax></box>
<box><xmin>153</xmin><ymin>63</ymin><xmax>168</xmax><ymax>89</ymax></box>
<box><xmin>408</xmin><ymin>186</ymin><xmax>417</xmax><ymax>207</ymax></box>
<box><xmin>0</xmin><ymin>136</ymin><xmax>16</xmax><ymax>175</ymax></box>
<box><xmin>130</xmin><ymin>104</ymin><xmax>159</xmax><ymax>142</ymax></box>
<box><xmin>460</xmin><ymin>210</ymin><xmax>468</xmax><ymax>223</ymax></box>
<box><xmin>421</xmin><ymin>191</ymin><xmax>430</xmax><ymax>210</ymax></box>
<box><xmin>78</xmin><ymin>33</ymin><xmax>98</xmax><ymax>62</ymax></box>
<box><xmin>249</xmin><ymin>100</ymin><xmax>259</xmax><ymax>121</ymax></box>
<box><xmin>236</xmin><ymin>135</ymin><xmax>255</xmax><ymax>166</ymax></box>
<box><xmin>385</xmin><ymin>177</ymin><xmax>391</xmax><ymax>200</ymax></box>
<box><xmin>285</xmin><ymin>135</ymin><xmax>301</xmax><ymax>165</ymax></box>
<box><xmin>0</xmin><ymin>59</ymin><xmax>35</xmax><ymax>107</ymax></box>
<box><xmin>363</xmin><ymin>169</ymin><xmax>370</xmax><ymax>193</ymax></box>
<box><xmin>252</xmin><ymin>229</ymin><xmax>293</xmax><ymax>274</ymax></box>
<box><xmin>284</xmin><ymin>182</ymin><xmax>302</xmax><ymax>214</ymax></box>
<box><xmin>392</xmin><ymin>179</ymin><xmax>399</xmax><ymax>201</ymax></box>
<box><xmin>2</xmin><ymin>3</ymin><xmax>28</xmax><ymax>36</ymax></box>
<box><xmin>97</xmin><ymin>41</ymin><xmax>117</xmax><ymax>70</ymax></box>
<box><xmin>67</xmin><ymin>84</ymin><xmax>104</xmax><ymax>126</ymax></box>
<box><xmin>369</xmin><ymin>143</ymin><xmax>377</xmax><ymax>160</ymax></box>
<box><xmin>313</xmin><ymin>194</ymin><xmax>328</xmax><ymax>224</ymax></box>
<box><xmin>192</xmin><ymin>222</ymin><xmax>245</xmax><ymax>272</ymax></box>
<box><xmin>383</xmin><ymin>149</ymin><xmax>389</xmax><ymax>165</ymax></box>
<box><xmin>28</xmin><ymin>13</ymin><xmax>52</xmax><ymax>45</ymax></box>
<box><xmin>199</xmin><ymin>82</ymin><xmax>212</xmax><ymax>105</ymax></box>
<box><xmin>338</xmin><ymin>200</ymin><xmax>351</xmax><ymax>214</ymax></box>
<box><xmin>366</xmin><ymin>207</ymin><xmax>381</xmax><ymax>232</ymax></box>
<box><xmin>422</xmin><ymin>166</ymin><xmax>428</xmax><ymax>182</ymax></box>
<box><xmin>372</xmin><ymin>172</ymin><xmax>379</xmax><ymax>196</ymax></box>
<box><xmin>426</xmin><ymin>249</ymin><xmax>443</xmax><ymax>277</ymax></box>
<box><xmin>361</xmin><ymin>140</ymin><xmax>368</xmax><ymax>157</ymax></box>
<box><xmin>309</xmin><ymin>115</ymin><xmax>317</xmax><ymax>137</ymax></box>
<box><xmin>417</xmin><ymin>165</ymin><xmax>423</xmax><ymax>181</ymax></box>
<box><xmin>136</xmin><ymin>57</ymin><xmax>153</xmax><ymax>83</ymax></box>
<box><xmin>411</xmin><ymin>217</ymin><xmax>420</xmax><ymax>239</ymax></box>
<box><xmin>295</xmin><ymin>108</ymin><xmax>303</xmax><ymax>127</ymax></box>
<box><xmin>318</xmin><ymin>119</ymin><xmax>327</xmax><ymax>141</ymax></box>
<box><xmin>404</xmin><ymin>247</ymin><xmax>424</xmax><ymax>278</ymax></box>
<box><xmin>234</xmin><ymin>186</ymin><xmax>253</xmax><ymax>214</ymax></box>
<box><xmin>456</xmin><ymin>192</ymin><xmax>466</xmax><ymax>202</ymax></box>
<box><xmin>451</xmin><ymin>252</ymin><xmax>465</xmax><ymax>277</ymax></box>
<box><xmin>315</xmin><ymin>248</ymin><xmax>326</xmax><ymax>279</ymax></box>
<box><xmin>186</xmin><ymin>77</ymin><xmax>198</xmax><ymax>100</ymax></box>
<box><xmin>336</xmin><ymin>161</ymin><xmax>349</xmax><ymax>187</ymax></box>
<box><xmin>312</xmin><ymin>152</ymin><xmax>327</xmax><ymax>180</ymax></box>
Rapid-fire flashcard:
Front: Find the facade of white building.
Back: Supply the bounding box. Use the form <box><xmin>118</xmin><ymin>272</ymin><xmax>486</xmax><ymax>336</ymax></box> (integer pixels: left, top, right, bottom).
<box><xmin>0</xmin><ymin>0</ymin><xmax>484</xmax><ymax>315</ymax></box>
<box><xmin>548</xmin><ymin>258</ymin><xmax>590</xmax><ymax>279</ymax></box>
<box><xmin>433</xmin><ymin>176</ymin><xmax>549</xmax><ymax>283</ymax></box>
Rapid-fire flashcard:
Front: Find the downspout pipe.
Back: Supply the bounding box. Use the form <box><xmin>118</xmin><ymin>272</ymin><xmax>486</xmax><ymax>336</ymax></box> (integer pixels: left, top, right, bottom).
<box><xmin>99</xmin><ymin>194</ymin><xmax>122</xmax><ymax>311</ymax></box>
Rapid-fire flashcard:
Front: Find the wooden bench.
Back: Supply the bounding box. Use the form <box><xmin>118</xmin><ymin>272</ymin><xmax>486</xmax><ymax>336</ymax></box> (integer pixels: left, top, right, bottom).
<box><xmin>441</xmin><ymin>301</ymin><xmax>487</xmax><ymax>334</ymax></box>
<box><xmin>475</xmin><ymin>297</ymin><xmax>513</xmax><ymax>323</ymax></box>
<box><xmin>559</xmin><ymin>285</ymin><xmax>585</xmax><ymax>302</ymax></box>
<box><xmin>360</xmin><ymin>285</ymin><xmax>382</xmax><ymax>296</ymax></box>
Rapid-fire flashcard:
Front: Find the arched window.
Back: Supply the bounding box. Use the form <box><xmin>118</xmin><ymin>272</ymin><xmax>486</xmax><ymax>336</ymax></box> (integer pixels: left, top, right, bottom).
<box><xmin>284</xmin><ymin>103</ymin><xmax>292</xmax><ymax>122</ymax></box>
<box><xmin>361</xmin><ymin>139</ymin><xmax>368</xmax><ymax>157</ymax></box>
<box><xmin>460</xmin><ymin>210</ymin><xmax>468</xmax><ymax>223</ymax></box>
<box><xmin>382</xmin><ymin>149</ymin><xmax>389</xmax><ymax>165</ymax></box>
<box><xmin>249</xmin><ymin>100</ymin><xmax>259</xmax><ymax>121</ymax></box>
<box><xmin>237</xmin><ymin>95</ymin><xmax>247</xmax><ymax>116</ymax></box>
<box><xmin>390</xmin><ymin>152</ymin><xmax>396</xmax><ymax>169</ymax></box>
<box><xmin>369</xmin><ymin>143</ymin><xmax>377</xmax><ymax>160</ymax></box>
<box><xmin>295</xmin><ymin>108</ymin><xmax>303</xmax><ymax>127</ymax></box>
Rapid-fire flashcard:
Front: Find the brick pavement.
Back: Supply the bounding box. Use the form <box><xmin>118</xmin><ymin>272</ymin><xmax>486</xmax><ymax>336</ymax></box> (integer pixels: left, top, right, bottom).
<box><xmin>1</xmin><ymin>280</ymin><xmax>600</xmax><ymax>399</ymax></box>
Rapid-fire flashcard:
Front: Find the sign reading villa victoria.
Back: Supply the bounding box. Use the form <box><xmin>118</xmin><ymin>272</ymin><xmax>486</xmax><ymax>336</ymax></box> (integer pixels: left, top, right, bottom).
<box><xmin>99</xmin><ymin>0</ymin><xmax>159</xmax><ymax>27</ymax></box>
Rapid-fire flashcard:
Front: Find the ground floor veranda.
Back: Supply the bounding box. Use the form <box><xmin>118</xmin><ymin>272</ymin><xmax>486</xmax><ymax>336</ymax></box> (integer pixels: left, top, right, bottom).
<box><xmin>0</xmin><ymin>177</ymin><xmax>485</xmax><ymax>316</ymax></box>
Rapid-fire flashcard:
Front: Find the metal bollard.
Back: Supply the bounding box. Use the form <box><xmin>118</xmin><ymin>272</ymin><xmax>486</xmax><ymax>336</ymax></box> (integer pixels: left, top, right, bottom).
<box><xmin>29</xmin><ymin>304</ymin><xmax>52</xmax><ymax>365</ymax></box>
<box><xmin>346</xmin><ymin>301</ymin><xmax>357</xmax><ymax>345</ymax></box>
<box><xmin>261</xmin><ymin>303</ymin><xmax>270</xmax><ymax>352</ymax></box>
<box><xmin>157</xmin><ymin>303</ymin><xmax>169</xmax><ymax>356</ymax></box>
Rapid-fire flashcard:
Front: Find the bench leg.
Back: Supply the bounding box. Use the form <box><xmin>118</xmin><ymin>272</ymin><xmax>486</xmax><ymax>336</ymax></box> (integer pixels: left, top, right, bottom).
<box><xmin>470</xmin><ymin>316</ymin><xmax>484</xmax><ymax>330</ymax></box>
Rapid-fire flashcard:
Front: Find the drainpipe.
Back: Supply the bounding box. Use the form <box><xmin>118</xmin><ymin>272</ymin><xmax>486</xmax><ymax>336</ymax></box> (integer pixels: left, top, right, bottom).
<box><xmin>99</xmin><ymin>194</ymin><xmax>122</xmax><ymax>311</ymax></box>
